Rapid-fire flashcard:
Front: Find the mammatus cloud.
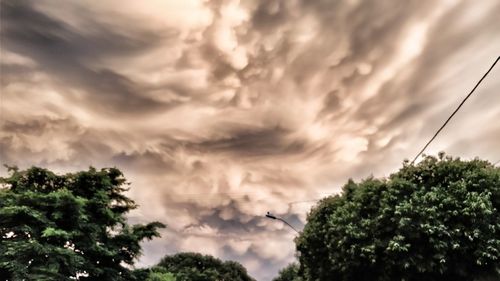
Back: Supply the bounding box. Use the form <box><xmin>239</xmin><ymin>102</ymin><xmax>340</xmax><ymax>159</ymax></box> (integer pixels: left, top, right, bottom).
<box><xmin>1</xmin><ymin>0</ymin><xmax>500</xmax><ymax>280</ymax></box>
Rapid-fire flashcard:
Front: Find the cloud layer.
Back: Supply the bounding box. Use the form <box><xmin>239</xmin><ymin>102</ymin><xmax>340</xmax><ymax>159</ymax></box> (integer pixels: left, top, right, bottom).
<box><xmin>1</xmin><ymin>0</ymin><xmax>500</xmax><ymax>280</ymax></box>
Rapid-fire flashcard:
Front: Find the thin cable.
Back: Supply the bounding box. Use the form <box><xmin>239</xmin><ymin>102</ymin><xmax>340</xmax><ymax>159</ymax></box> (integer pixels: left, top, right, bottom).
<box><xmin>288</xmin><ymin>199</ymin><xmax>322</xmax><ymax>205</ymax></box>
<box><xmin>174</xmin><ymin>191</ymin><xmax>260</xmax><ymax>197</ymax></box>
<box><xmin>411</xmin><ymin>56</ymin><xmax>500</xmax><ymax>164</ymax></box>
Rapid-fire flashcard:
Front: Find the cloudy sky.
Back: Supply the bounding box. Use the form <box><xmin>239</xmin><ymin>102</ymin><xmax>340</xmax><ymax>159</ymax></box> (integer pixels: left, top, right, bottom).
<box><xmin>1</xmin><ymin>0</ymin><xmax>500</xmax><ymax>280</ymax></box>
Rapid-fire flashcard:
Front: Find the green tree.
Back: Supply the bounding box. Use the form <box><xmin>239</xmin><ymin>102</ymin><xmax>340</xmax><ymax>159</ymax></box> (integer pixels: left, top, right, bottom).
<box><xmin>296</xmin><ymin>154</ymin><xmax>500</xmax><ymax>281</ymax></box>
<box><xmin>156</xmin><ymin>252</ymin><xmax>255</xmax><ymax>281</ymax></box>
<box><xmin>146</xmin><ymin>272</ymin><xmax>176</xmax><ymax>281</ymax></box>
<box><xmin>144</xmin><ymin>267</ymin><xmax>176</xmax><ymax>281</ymax></box>
<box><xmin>0</xmin><ymin>166</ymin><xmax>165</xmax><ymax>280</ymax></box>
<box><xmin>272</xmin><ymin>263</ymin><xmax>303</xmax><ymax>281</ymax></box>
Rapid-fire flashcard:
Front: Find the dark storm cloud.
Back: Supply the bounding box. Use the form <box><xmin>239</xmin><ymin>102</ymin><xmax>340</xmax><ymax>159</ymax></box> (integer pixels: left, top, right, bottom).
<box><xmin>250</xmin><ymin>0</ymin><xmax>289</xmax><ymax>32</ymax></box>
<box><xmin>188</xmin><ymin>125</ymin><xmax>308</xmax><ymax>157</ymax></box>
<box><xmin>182</xmin><ymin>201</ymin><xmax>265</xmax><ymax>234</ymax></box>
<box><xmin>0</xmin><ymin>63</ymin><xmax>38</xmax><ymax>85</ymax></box>
<box><xmin>2</xmin><ymin>118</ymin><xmax>60</xmax><ymax>135</ymax></box>
<box><xmin>0</xmin><ymin>115</ymin><xmax>80</xmax><ymax>163</ymax></box>
<box><xmin>0</xmin><ymin>136</ymin><xmax>19</xmax><ymax>165</ymax></box>
<box><xmin>0</xmin><ymin>0</ymin><xmax>171</xmax><ymax>114</ymax></box>
<box><xmin>111</xmin><ymin>150</ymin><xmax>177</xmax><ymax>174</ymax></box>
<box><xmin>349</xmin><ymin>1</ymin><xmax>500</xmax><ymax>169</ymax></box>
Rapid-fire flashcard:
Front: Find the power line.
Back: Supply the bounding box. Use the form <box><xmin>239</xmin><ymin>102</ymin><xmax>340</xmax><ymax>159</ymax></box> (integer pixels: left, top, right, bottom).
<box><xmin>288</xmin><ymin>199</ymin><xmax>322</xmax><ymax>205</ymax></box>
<box><xmin>174</xmin><ymin>191</ymin><xmax>260</xmax><ymax>197</ymax></box>
<box><xmin>288</xmin><ymin>196</ymin><xmax>333</xmax><ymax>205</ymax></box>
<box><xmin>411</xmin><ymin>56</ymin><xmax>500</xmax><ymax>164</ymax></box>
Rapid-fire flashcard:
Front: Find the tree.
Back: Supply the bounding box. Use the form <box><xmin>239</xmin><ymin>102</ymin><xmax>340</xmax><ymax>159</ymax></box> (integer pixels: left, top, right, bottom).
<box><xmin>296</xmin><ymin>154</ymin><xmax>500</xmax><ymax>281</ymax></box>
<box><xmin>0</xmin><ymin>166</ymin><xmax>165</xmax><ymax>280</ymax></box>
<box><xmin>145</xmin><ymin>267</ymin><xmax>176</xmax><ymax>281</ymax></box>
<box><xmin>133</xmin><ymin>266</ymin><xmax>176</xmax><ymax>281</ymax></box>
<box><xmin>146</xmin><ymin>271</ymin><xmax>176</xmax><ymax>281</ymax></box>
<box><xmin>155</xmin><ymin>252</ymin><xmax>255</xmax><ymax>281</ymax></box>
<box><xmin>272</xmin><ymin>263</ymin><xmax>303</xmax><ymax>281</ymax></box>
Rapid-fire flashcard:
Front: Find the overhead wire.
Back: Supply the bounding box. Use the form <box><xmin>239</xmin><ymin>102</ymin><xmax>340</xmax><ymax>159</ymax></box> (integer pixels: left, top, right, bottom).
<box><xmin>410</xmin><ymin>56</ymin><xmax>500</xmax><ymax>165</ymax></box>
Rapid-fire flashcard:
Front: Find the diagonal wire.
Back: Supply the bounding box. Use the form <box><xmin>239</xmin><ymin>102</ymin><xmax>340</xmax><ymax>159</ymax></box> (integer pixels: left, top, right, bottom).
<box><xmin>411</xmin><ymin>56</ymin><xmax>500</xmax><ymax>164</ymax></box>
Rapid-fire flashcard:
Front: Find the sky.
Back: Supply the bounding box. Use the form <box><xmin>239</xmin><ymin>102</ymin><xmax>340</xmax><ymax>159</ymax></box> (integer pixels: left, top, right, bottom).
<box><xmin>1</xmin><ymin>0</ymin><xmax>500</xmax><ymax>280</ymax></box>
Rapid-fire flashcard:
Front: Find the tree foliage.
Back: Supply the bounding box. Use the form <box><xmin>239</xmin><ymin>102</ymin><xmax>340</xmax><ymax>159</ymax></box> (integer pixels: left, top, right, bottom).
<box><xmin>146</xmin><ymin>271</ymin><xmax>176</xmax><ymax>281</ymax></box>
<box><xmin>0</xmin><ymin>166</ymin><xmax>165</xmax><ymax>280</ymax></box>
<box><xmin>144</xmin><ymin>267</ymin><xmax>176</xmax><ymax>281</ymax></box>
<box><xmin>296</xmin><ymin>155</ymin><xmax>500</xmax><ymax>281</ymax></box>
<box><xmin>156</xmin><ymin>252</ymin><xmax>255</xmax><ymax>281</ymax></box>
<box><xmin>272</xmin><ymin>263</ymin><xmax>303</xmax><ymax>281</ymax></box>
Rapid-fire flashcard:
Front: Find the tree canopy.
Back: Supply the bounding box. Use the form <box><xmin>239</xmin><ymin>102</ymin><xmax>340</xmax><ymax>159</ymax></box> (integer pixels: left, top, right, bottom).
<box><xmin>0</xmin><ymin>166</ymin><xmax>165</xmax><ymax>280</ymax></box>
<box><xmin>155</xmin><ymin>252</ymin><xmax>255</xmax><ymax>281</ymax></box>
<box><xmin>144</xmin><ymin>267</ymin><xmax>176</xmax><ymax>281</ymax></box>
<box><xmin>296</xmin><ymin>154</ymin><xmax>500</xmax><ymax>281</ymax></box>
<box><xmin>272</xmin><ymin>263</ymin><xmax>303</xmax><ymax>281</ymax></box>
